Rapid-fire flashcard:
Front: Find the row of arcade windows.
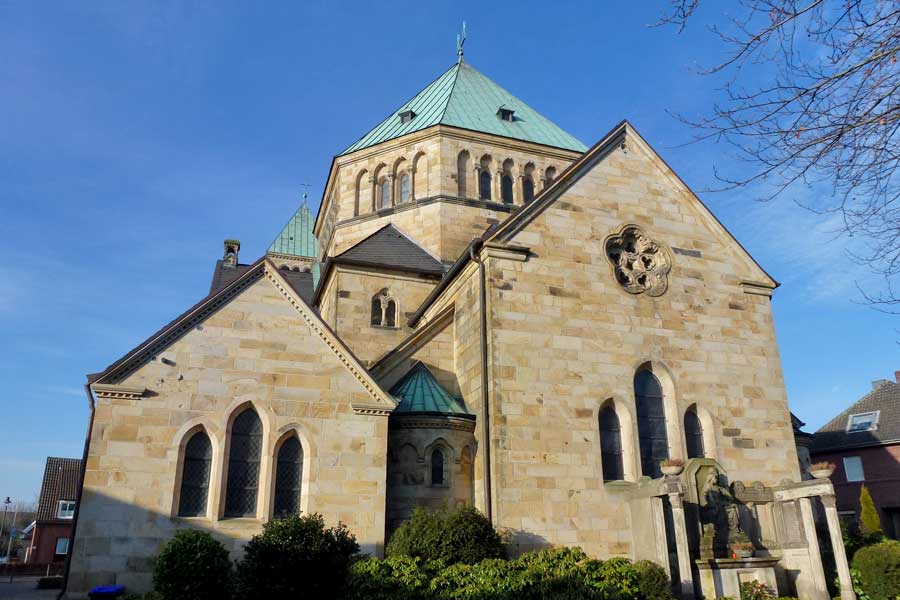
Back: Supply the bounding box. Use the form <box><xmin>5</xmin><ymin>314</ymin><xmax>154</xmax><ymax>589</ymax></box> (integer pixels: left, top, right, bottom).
<box><xmin>177</xmin><ymin>408</ymin><xmax>303</xmax><ymax>519</ymax></box>
<box><xmin>599</xmin><ymin>368</ymin><xmax>708</xmax><ymax>482</ymax></box>
<box><xmin>458</xmin><ymin>151</ymin><xmax>556</xmax><ymax>204</ymax></box>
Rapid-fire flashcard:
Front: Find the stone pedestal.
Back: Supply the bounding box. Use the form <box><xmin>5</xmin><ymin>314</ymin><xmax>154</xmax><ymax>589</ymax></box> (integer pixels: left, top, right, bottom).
<box><xmin>693</xmin><ymin>557</ymin><xmax>779</xmax><ymax>599</ymax></box>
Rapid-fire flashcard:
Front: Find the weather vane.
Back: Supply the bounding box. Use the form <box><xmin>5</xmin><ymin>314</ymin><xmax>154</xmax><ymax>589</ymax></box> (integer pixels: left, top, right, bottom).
<box><xmin>456</xmin><ymin>21</ymin><xmax>467</xmax><ymax>62</ymax></box>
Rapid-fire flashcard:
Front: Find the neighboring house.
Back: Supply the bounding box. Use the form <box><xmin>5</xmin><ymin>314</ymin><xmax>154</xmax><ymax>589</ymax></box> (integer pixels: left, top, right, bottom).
<box><xmin>810</xmin><ymin>375</ymin><xmax>900</xmax><ymax>538</ymax></box>
<box><xmin>68</xmin><ymin>48</ymin><xmax>831</xmax><ymax>598</ymax></box>
<box><xmin>26</xmin><ymin>457</ymin><xmax>82</xmax><ymax>564</ymax></box>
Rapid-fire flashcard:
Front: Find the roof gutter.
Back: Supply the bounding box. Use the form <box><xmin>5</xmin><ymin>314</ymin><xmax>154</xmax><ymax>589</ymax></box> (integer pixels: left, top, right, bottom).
<box><xmin>58</xmin><ymin>382</ymin><xmax>96</xmax><ymax>600</ymax></box>
<box><xmin>469</xmin><ymin>243</ymin><xmax>493</xmax><ymax>523</ymax></box>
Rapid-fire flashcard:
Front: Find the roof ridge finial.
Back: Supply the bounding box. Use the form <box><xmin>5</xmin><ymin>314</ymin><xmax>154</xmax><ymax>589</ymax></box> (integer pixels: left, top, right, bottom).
<box><xmin>456</xmin><ymin>21</ymin><xmax>466</xmax><ymax>63</ymax></box>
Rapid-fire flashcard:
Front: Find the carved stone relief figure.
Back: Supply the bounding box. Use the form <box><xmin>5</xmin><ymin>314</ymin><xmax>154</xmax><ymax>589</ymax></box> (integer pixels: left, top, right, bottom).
<box><xmin>604</xmin><ymin>225</ymin><xmax>673</xmax><ymax>297</ymax></box>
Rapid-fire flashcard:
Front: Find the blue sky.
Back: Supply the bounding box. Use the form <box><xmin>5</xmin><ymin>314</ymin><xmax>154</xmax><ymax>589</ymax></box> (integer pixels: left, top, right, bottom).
<box><xmin>1</xmin><ymin>1</ymin><xmax>896</xmax><ymax>501</ymax></box>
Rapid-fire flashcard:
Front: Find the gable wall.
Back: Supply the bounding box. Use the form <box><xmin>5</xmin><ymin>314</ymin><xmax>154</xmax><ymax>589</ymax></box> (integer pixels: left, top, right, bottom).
<box><xmin>67</xmin><ymin>276</ymin><xmax>390</xmax><ymax>595</ymax></box>
<box><xmin>482</xmin><ymin>139</ymin><xmax>796</xmax><ymax>557</ymax></box>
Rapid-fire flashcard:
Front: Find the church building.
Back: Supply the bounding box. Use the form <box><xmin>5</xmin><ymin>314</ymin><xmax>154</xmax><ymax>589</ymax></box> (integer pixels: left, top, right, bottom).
<box><xmin>65</xmin><ymin>49</ymin><xmax>855</xmax><ymax>599</ymax></box>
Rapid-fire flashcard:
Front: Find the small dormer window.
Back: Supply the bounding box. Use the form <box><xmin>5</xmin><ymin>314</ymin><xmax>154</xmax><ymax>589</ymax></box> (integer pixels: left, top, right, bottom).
<box><xmin>497</xmin><ymin>107</ymin><xmax>515</xmax><ymax>122</ymax></box>
<box><xmin>399</xmin><ymin>110</ymin><xmax>416</xmax><ymax>124</ymax></box>
<box><xmin>847</xmin><ymin>411</ymin><xmax>879</xmax><ymax>432</ymax></box>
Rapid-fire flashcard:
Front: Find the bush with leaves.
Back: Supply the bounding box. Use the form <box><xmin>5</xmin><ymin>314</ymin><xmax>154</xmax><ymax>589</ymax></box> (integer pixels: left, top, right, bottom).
<box><xmin>234</xmin><ymin>513</ymin><xmax>359</xmax><ymax>600</ymax></box>
<box><xmin>739</xmin><ymin>579</ymin><xmax>774</xmax><ymax>600</ymax></box>
<box><xmin>851</xmin><ymin>540</ymin><xmax>900</xmax><ymax>600</ymax></box>
<box><xmin>633</xmin><ymin>559</ymin><xmax>674</xmax><ymax>600</ymax></box>
<box><xmin>152</xmin><ymin>529</ymin><xmax>232</xmax><ymax>600</ymax></box>
<box><xmin>386</xmin><ymin>506</ymin><xmax>505</xmax><ymax>565</ymax></box>
<box><xmin>859</xmin><ymin>486</ymin><xmax>884</xmax><ymax>536</ymax></box>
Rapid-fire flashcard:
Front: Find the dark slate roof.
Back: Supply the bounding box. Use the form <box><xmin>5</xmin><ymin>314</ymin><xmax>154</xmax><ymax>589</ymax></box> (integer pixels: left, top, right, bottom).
<box><xmin>334</xmin><ymin>224</ymin><xmax>446</xmax><ymax>274</ymax></box>
<box><xmin>210</xmin><ymin>260</ymin><xmax>314</xmax><ymax>303</ymax></box>
<box><xmin>811</xmin><ymin>380</ymin><xmax>900</xmax><ymax>452</ymax></box>
<box><xmin>389</xmin><ymin>362</ymin><xmax>472</xmax><ymax>418</ymax></box>
<box><xmin>36</xmin><ymin>457</ymin><xmax>82</xmax><ymax>522</ymax></box>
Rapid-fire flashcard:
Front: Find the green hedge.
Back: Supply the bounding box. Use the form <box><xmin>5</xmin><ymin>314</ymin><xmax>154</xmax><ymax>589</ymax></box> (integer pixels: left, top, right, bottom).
<box><xmin>345</xmin><ymin>547</ymin><xmax>673</xmax><ymax>600</ymax></box>
<box><xmin>386</xmin><ymin>507</ymin><xmax>505</xmax><ymax>565</ymax></box>
<box><xmin>152</xmin><ymin>530</ymin><xmax>232</xmax><ymax>600</ymax></box>
<box><xmin>851</xmin><ymin>540</ymin><xmax>900</xmax><ymax>600</ymax></box>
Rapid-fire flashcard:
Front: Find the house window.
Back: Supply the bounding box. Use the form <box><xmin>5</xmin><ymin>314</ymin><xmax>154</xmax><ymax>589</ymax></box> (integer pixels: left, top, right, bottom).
<box><xmin>399</xmin><ymin>173</ymin><xmax>410</xmax><ymax>203</ymax></box>
<box><xmin>371</xmin><ymin>290</ymin><xmax>398</xmax><ymax>328</ymax></box>
<box><xmin>635</xmin><ymin>369</ymin><xmax>669</xmax><ymax>478</ymax></box>
<box><xmin>847</xmin><ymin>411</ymin><xmax>879</xmax><ymax>432</ymax></box>
<box><xmin>599</xmin><ymin>403</ymin><xmax>624</xmax><ymax>482</ymax></box>
<box><xmin>224</xmin><ymin>409</ymin><xmax>263</xmax><ymax>518</ymax></box>
<box><xmin>54</xmin><ymin>538</ymin><xmax>69</xmax><ymax>557</ymax></box>
<box><xmin>501</xmin><ymin>174</ymin><xmax>514</xmax><ymax>204</ymax></box>
<box><xmin>274</xmin><ymin>436</ymin><xmax>303</xmax><ymax>518</ymax></box>
<box><xmin>178</xmin><ymin>431</ymin><xmax>212</xmax><ymax>517</ymax></box>
<box><xmin>843</xmin><ymin>456</ymin><xmax>865</xmax><ymax>482</ymax></box>
<box><xmin>684</xmin><ymin>407</ymin><xmax>705</xmax><ymax>459</ymax></box>
<box><xmin>522</xmin><ymin>176</ymin><xmax>535</xmax><ymax>203</ymax></box>
<box><xmin>57</xmin><ymin>500</ymin><xmax>76</xmax><ymax>519</ymax></box>
<box><xmin>431</xmin><ymin>449</ymin><xmax>445</xmax><ymax>485</ymax></box>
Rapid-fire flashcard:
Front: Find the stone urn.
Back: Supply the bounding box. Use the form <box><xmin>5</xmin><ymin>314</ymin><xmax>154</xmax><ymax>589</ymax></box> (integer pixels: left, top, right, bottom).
<box><xmin>730</xmin><ymin>542</ymin><xmax>755</xmax><ymax>559</ymax></box>
<box><xmin>661</xmin><ymin>464</ymin><xmax>684</xmax><ymax>476</ymax></box>
<box><xmin>809</xmin><ymin>464</ymin><xmax>835</xmax><ymax>479</ymax></box>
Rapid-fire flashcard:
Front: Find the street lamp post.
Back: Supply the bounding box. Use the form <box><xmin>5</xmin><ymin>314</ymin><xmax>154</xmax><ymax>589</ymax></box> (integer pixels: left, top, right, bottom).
<box><xmin>0</xmin><ymin>497</ymin><xmax>11</xmax><ymax>561</ymax></box>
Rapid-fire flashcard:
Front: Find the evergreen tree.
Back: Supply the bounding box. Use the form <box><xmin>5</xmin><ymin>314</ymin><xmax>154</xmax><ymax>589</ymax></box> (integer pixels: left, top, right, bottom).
<box><xmin>859</xmin><ymin>485</ymin><xmax>883</xmax><ymax>536</ymax></box>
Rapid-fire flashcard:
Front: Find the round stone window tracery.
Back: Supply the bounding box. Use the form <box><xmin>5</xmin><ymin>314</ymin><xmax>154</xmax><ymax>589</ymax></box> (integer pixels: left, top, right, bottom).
<box><xmin>604</xmin><ymin>224</ymin><xmax>673</xmax><ymax>297</ymax></box>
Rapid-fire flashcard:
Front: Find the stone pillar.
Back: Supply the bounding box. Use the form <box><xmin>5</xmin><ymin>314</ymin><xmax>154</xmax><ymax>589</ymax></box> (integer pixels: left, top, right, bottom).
<box><xmin>668</xmin><ymin>492</ymin><xmax>695</xmax><ymax>599</ymax></box>
<box><xmin>369</xmin><ymin>175</ymin><xmax>377</xmax><ymax>212</ymax></box>
<box><xmin>798</xmin><ymin>497</ymin><xmax>829</xmax><ymax>597</ymax></box>
<box><xmin>821</xmin><ymin>494</ymin><xmax>856</xmax><ymax>600</ymax></box>
<box><xmin>495</xmin><ymin>169</ymin><xmax>503</xmax><ymax>203</ymax></box>
<box><xmin>387</xmin><ymin>173</ymin><xmax>396</xmax><ymax>207</ymax></box>
<box><xmin>409</xmin><ymin>166</ymin><xmax>417</xmax><ymax>202</ymax></box>
<box><xmin>650</xmin><ymin>497</ymin><xmax>671</xmax><ymax>578</ymax></box>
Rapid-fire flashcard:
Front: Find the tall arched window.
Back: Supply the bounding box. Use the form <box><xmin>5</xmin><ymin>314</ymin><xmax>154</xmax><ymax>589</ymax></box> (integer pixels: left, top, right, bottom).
<box><xmin>523</xmin><ymin>177</ymin><xmax>535</xmax><ymax>202</ymax></box>
<box><xmin>479</xmin><ymin>170</ymin><xmax>492</xmax><ymax>200</ymax></box>
<box><xmin>635</xmin><ymin>370</ymin><xmax>669</xmax><ymax>478</ymax></box>
<box><xmin>599</xmin><ymin>404</ymin><xmax>624</xmax><ymax>482</ymax></box>
<box><xmin>274</xmin><ymin>436</ymin><xmax>303</xmax><ymax>518</ymax></box>
<box><xmin>457</xmin><ymin>151</ymin><xmax>470</xmax><ymax>197</ymax></box>
<box><xmin>684</xmin><ymin>407</ymin><xmax>705</xmax><ymax>459</ymax></box>
<box><xmin>385</xmin><ymin>299</ymin><xmax>397</xmax><ymax>327</ymax></box>
<box><xmin>399</xmin><ymin>173</ymin><xmax>410</xmax><ymax>203</ymax></box>
<box><xmin>224</xmin><ymin>409</ymin><xmax>263</xmax><ymax>518</ymax></box>
<box><xmin>380</xmin><ymin>178</ymin><xmax>391</xmax><ymax>209</ymax></box>
<box><xmin>544</xmin><ymin>166</ymin><xmax>557</xmax><ymax>187</ymax></box>
<box><xmin>501</xmin><ymin>174</ymin><xmax>514</xmax><ymax>204</ymax></box>
<box><xmin>178</xmin><ymin>430</ymin><xmax>212</xmax><ymax>517</ymax></box>
<box><xmin>431</xmin><ymin>448</ymin><xmax>445</xmax><ymax>485</ymax></box>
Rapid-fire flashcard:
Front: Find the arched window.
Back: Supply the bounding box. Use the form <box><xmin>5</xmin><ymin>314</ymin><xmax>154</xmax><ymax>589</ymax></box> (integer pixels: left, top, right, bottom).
<box><xmin>635</xmin><ymin>370</ymin><xmax>669</xmax><ymax>478</ymax></box>
<box><xmin>501</xmin><ymin>174</ymin><xmax>514</xmax><ymax>204</ymax></box>
<box><xmin>224</xmin><ymin>409</ymin><xmax>263</xmax><ymax>518</ymax></box>
<box><xmin>399</xmin><ymin>173</ymin><xmax>410</xmax><ymax>203</ymax></box>
<box><xmin>178</xmin><ymin>431</ymin><xmax>212</xmax><ymax>517</ymax></box>
<box><xmin>599</xmin><ymin>404</ymin><xmax>624</xmax><ymax>482</ymax></box>
<box><xmin>685</xmin><ymin>407</ymin><xmax>705</xmax><ymax>459</ymax></box>
<box><xmin>457</xmin><ymin>151</ymin><xmax>470</xmax><ymax>197</ymax></box>
<box><xmin>371</xmin><ymin>290</ymin><xmax>398</xmax><ymax>328</ymax></box>
<box><xmin>431</xmin><ymin>448</ymin><xmax>444</xmax><ymax>485</ymax></box>
<box><xmin>544</xmin><ymin>166</ymin><xmax>557</xmax><ymax>187</ymax></box>
<box><xmin>380</xmin><ymin>179</ymin><xmax>391</xmax><ymax>209</ymax></box>
<box><xmin>274</xmin><ymin>436</ymin><xmax>303</xmax><ymax>518</ymax></box>
<box><xmin>523</xmin><ymin>177</ymin><xmax>535</xmax><ymax>202</ymax></box>
<box><xmin>479</xmin><ymin>170</ymin><xmax>492</xmax><ymax>200</ymax></box>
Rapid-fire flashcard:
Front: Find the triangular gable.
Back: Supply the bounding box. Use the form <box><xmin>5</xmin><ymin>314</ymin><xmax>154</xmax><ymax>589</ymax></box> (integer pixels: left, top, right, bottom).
<box><xmin>485</xmin><ymin>120</ymin><xmax>778</xmax><ymax>289</ymax></box>
<box><xmin>335</xmin><ymin>223</ymin><xmax>445</xmax><ymax>274</ymax></box>
<box><xmin>341</xmin><ymin>60</ymin><xmax>585</xmax><ymax>155</ymax></box>
<box><xmin>91</xmin><ymin>259</ymin><xmax>396</xmax><ymax>415</ymax></box>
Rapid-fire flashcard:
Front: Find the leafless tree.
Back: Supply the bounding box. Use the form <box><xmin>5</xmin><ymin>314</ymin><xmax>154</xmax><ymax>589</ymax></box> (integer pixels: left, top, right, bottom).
<box><xmin>660</xmin><ymin>1</ymin><xmax>900</xmax><ymax>306</ymax></box>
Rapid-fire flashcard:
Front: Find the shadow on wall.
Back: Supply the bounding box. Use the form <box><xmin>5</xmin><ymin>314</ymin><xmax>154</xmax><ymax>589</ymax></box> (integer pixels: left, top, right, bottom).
<box><xmin>502</xmin><ymin>529</ymin><xmax>553</xmax><ymax>557</ymax></box>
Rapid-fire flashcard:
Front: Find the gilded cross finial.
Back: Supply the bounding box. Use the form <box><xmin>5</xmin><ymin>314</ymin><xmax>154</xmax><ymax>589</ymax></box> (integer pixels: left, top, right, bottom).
<box><xmin>456</xmin><ymin>21</ymin><xmax>467</xmax><ymax>62</ymax></box>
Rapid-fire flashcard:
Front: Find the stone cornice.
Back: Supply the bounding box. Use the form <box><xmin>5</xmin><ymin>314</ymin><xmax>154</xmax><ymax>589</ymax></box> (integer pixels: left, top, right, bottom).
<box><xmin>390</xmin><ymin>414</ymin><xmax>477</xmax><ymax>433</ymax></box>
<box><xmin>263</xmin><ymin>260</ymin><xmax>397</xmax><ymax>417</ymax></box>
<box><xmin>91</xmin><ymin>384</ymin><xmax>147</xmax><ymax>400</ymax></box>
<box><xmin>740</xmin><ymin>280</ymin><xmax>776</xmax><ymax>297</ymax></box>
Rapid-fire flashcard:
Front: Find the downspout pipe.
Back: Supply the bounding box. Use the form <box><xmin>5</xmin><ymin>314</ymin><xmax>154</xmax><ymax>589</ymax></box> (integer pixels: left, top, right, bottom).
<box><xmin>469</xmin><ymin>243</ymin><xmax>492</xmax><ymax>523</ymax></box>
<box><xmin>58</xmin><ymin>382</ymin><xmax>96</xmax><ymax>600</ymax></box>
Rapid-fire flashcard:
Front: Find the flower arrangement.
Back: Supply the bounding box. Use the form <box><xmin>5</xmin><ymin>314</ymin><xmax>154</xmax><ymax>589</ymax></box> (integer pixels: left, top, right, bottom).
<box><xmin>660</xmin><ymin>458</ymin><xmax>685</xmax><ymax>475</ymax></box>
<box><xmin>808</xmin><ymin>462</ymin><xmax>836</xmax><ymax>479</ymax></box>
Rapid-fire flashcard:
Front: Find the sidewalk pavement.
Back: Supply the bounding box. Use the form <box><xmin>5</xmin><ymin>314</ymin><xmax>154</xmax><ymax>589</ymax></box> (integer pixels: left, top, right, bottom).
<box><xmin>0</xmin><ymin>578</ymin><xmax>58</xmax><ymax>600</ymax></box>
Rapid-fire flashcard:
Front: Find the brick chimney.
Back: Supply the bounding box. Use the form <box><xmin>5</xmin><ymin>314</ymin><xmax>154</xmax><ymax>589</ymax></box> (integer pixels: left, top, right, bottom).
<box><xmin>223</xmin><ymin>239</ymin><xmax>240</xmax><ymax>268</ymax></box>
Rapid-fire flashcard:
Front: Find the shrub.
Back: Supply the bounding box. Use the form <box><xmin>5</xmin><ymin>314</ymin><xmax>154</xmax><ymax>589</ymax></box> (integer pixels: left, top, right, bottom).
<box><xmin>859</xmin><ymin>485</ymin><xmax>883</xmax><ymax>536</ymax></box>
<box><xmin>851</xmin><ymin>540</ymin><xmax>900</xmax><ymax>600</ymax></box>
<box><xmin>386</xmin><ymin>506</ymin><xmax>505</xmax><ymax>565</ymax></box>
<box><xmin>739</xmin><ymin>579</ymin><xmax>774</xmax><ymax>600</ymax></box>
<box><xmin>152</xmin><ymin>529</ymin><xmax>231</xmax><ymax>600</ymax></box>
<box><xmin>36</xmin><ymin>576</ymin><xmax>63</xmax><ymax>589</ymax></box>
<box><xmin>633</xmin><ymin>559</ymin><xmax>674</xmax><ymax>600</ymax></box>
<box><xmin>234</xmin><ymin>513</ymin><xmax>358</xmax><ymax>600</ymax></box>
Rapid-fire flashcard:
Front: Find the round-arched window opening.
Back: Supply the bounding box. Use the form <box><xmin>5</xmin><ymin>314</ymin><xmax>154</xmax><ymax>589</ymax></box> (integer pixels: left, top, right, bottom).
<box><xmin>431</xmin><ymin>449</ymin><xmax>445</xmax><ymax>485</ymax></box>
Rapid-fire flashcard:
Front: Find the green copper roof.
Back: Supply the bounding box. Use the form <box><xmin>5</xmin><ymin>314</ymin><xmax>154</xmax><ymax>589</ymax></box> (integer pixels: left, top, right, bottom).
<box><xmin>389</xmin><ymin>362</ymin><xmax>472</xmax><ymax>418</ymax></box>
<box><xmin>268</xmin><ymin>198</ymin><xmax>317</xmax><ymax>258</ymax></box>
<box><xmin>342</xmin><ymin>61</ymin><xmax>586</xmax><ymax>155</ymax></box>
